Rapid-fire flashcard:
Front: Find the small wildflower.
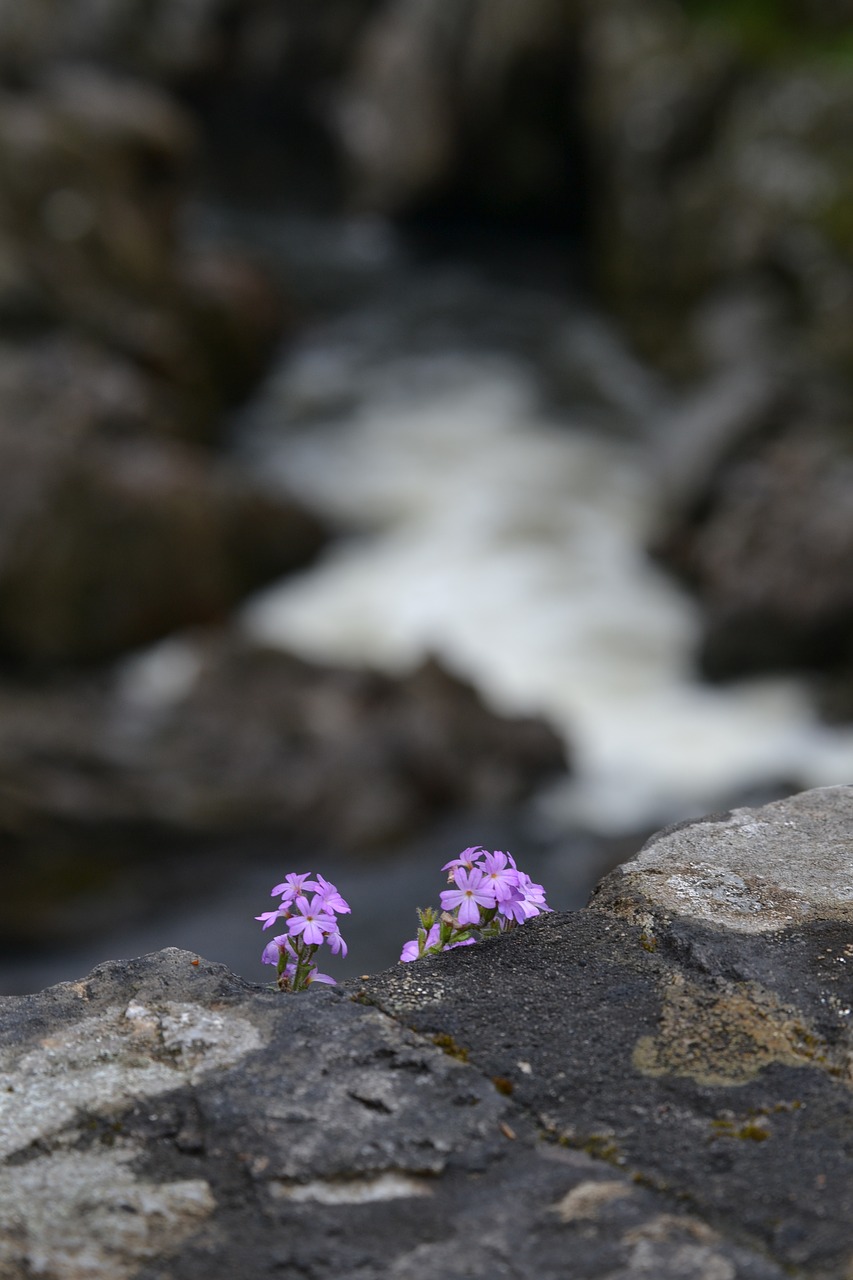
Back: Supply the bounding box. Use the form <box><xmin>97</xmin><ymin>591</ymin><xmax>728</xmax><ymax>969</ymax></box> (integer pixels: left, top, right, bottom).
<box><xmin>403</xmin><ymin>846</ymin><xmax>551</xmax><ymax>964</ymax></box>
<box><xmin>286</xmin><ymin>894</ymin><xmax>338</xmax><ymax>946</ymax></box>
<box><xmin>255</xmin><ymin>909</ymin><xmax>286</xmax><ymax>930</ymax></box>
<box><xmin>314</xmin><ymin>874</ymin><xmax>351</xmax><ymax>915</ymax></box>
<box><xmin>478</xmin><ymin>850</ymin><xmax>519</xmax><ymax>901</ymax></box>
<box><xmin>440</xmin><ymin>866</ymin><xmax>495</xmax><ymax>926</ymax></box>
<box><xmin>261</xmin><ymin>933</ymin><xmax>293</xmax><ymax>966</ymax></box>
<box><xmin>442</xmin><ymin>846</ymin><xmax>486</xmax><ymax>874</ymax></box>
<box><xmin>327</xmin><ymin>929</ymin><xmax>348</xmax><ymax>957</ymax></box>
<box><xmin>257</xmin><ymin>871</ymin><xmax>349</xmax><ymax>992</ymax></box>
<box><xmin>271</xmin><ymin>873</ymin><xmax>318</xmax><ymax>901</ymax></box>
<box><xmin>517</xmin><ymin>872</ymin><xmax>551</xmax><ymax>917</ymax></box>
<box><xmin>400</xmin><ymin>922</ymin><xmax>441</xmax><ymax>963</ymax></box>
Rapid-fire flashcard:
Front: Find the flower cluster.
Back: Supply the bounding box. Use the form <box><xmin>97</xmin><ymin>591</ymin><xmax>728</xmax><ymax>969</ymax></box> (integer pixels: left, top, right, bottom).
<box><xmin>400</xmin><ymin>846</ymin><xmax>550</xmax><ymax>963</ymax></box>
<box><xmin>256</xmin><ymin>872</ymin><xmax>350</xmax><ymax>992</ymax></box>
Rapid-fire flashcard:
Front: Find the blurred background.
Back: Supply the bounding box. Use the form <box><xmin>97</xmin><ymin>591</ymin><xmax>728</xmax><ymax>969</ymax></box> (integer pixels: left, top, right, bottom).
<box><xmin>2</xmin><ymin>0</ymin><xmax>853</xmax><ymax>993</ymax></box>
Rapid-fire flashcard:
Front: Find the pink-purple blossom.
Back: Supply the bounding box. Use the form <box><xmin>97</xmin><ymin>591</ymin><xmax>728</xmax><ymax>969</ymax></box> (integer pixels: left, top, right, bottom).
<box><xmin>403</xmin><ymin>846</ymin><xmax>551</xmax><ymax>964</ymax></box>
<box><xmin>286</xmin><ymin>894</ymin><xmax>338</xmax><ymax>946</ymax></box>
<box><xmin>261</xmin><ymin>933</ymin><xmax>293</xmax><ymax>966</ymax></box>
<box><xmin>327</xmin><ymin>929</ymin><xmax>348</xmax><ymax>957</ymax></box>
<box><xmin>478</xmin><ymin>850</ymin><xmax>519</xmax><ymax>901</ymax></box>
<box><xmin>314</xmin><ymin>875</ymin><xmax>351</xmax><ymax>915</ymax></box>
<box><xmin>255</xmin><ymin>909</ymin><xmax>286</xmax><ymax>931</ymax></box>
<box><xmin>442</xmin><ymin>846</ymin><xmax>486</xmax><ymax>874</ymax></box>
<box><xmin>440</xmin><ymin>866</ymin><xmax>496</xmax><ymax>925</ymax></box>
<box><xmin>400</xmin><ymin>923</ymin><xmax>441</xmax><ymax>962</ymax></box>
<box><xmin>271</xmin><ymin>873</ymin><xmax>318</xmax><ymax>901</ymax></box>
<box><xmin>257</xmin><ymin>869</ymin><xmax>350</xmax><ymax>992</ymax></box>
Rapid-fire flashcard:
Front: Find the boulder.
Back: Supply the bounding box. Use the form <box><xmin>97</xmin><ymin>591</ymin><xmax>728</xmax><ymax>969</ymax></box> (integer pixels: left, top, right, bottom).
<box><xmin>3</xmin><ymin>784</ymin><xmax>853</xmax><ymax>1276</ymax></box>
<box><xmin>336</xmin><ymin>0</ymin><xmax>580</xmax><ymax>223</ymax></box>
<box><xmin>0</xmin><ymin>0</ymin><xmax>381</xmax><ymax>207</ymax></box>
<box><xmin>653</xmin><ymin>422</ymin><xmax>853</xmax><ymax>686</ymax></box>
<box><xmin>581</xmin><ymin>0</ymin><xmax>853</xmax><ymax>379</ymax></box>
<box><xmin>0</xmin><ymin>65</ymin><xmax>283</xmax><ymax>426</ymax></box>
<box><xmin>0</xmin><ymin>339</ymin><xmax>326</xmax><ymax>667</ymax></box>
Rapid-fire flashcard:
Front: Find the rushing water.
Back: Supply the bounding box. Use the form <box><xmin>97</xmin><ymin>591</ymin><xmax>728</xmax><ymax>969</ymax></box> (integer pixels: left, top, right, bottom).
<box><xmin>232</xmin><ymin>213</ymin><xmax>853</xmax><ymax>835</ymax></box>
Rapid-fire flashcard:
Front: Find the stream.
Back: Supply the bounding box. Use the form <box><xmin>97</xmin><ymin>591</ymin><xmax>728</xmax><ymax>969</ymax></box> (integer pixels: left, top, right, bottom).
<box><xmin>233</xmin><ymin>211</ymin><xmax>853</xmax><ymax>832</ymax></box>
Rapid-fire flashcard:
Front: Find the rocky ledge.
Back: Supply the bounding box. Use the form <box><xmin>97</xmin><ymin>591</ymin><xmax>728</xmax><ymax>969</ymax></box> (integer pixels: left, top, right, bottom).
<box><xmin>3</xmin><ymin>785</ymin><xmax>853</xmax><ymax>1278</ymax></box>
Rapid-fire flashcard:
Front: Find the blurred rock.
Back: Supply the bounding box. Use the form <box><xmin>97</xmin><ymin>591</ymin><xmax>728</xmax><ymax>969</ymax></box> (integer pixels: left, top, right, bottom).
<box><xmin>0</xmin><ymin>634</ymin><xmax>568</xmax><ymax>944</ymax></box>
<box><xmin>0</xmin><ymin>65</ymin><xmax>284</xmax><ymax>429</ymax></box>
<box><xmin>0</xmin><ymin>0</ymin><xmax>381</xmax><ymax>207</ymax></box>
<box><xmin>0</xmin><ymin>337</ymin><xmax>326</xmax><ymax>666</ymax></box>
<box><xmin>654</xmin><ymin>422</ymin><xmax>853</xmax><ymax>690</ymax></box>
<box><xmin>0</xmin><ymin>0</ymin><xmax>376</xmax><ymax>85</ymax></box>
<box><xmin>581</xmin><ymin>0</ymin><xmax>853</xmax><ymax>380</ymax></box>
<box><xmin>336</xmin><ymin>0</ymin><xmax>581</xmax><ymax>224</ymax></box>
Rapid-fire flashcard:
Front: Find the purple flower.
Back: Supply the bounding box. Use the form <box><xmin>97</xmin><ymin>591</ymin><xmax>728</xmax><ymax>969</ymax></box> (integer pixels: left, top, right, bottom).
<box><xmin>307</xmin><ymin>970</ymin><xmax>336</xmax><ymax>986</ymax></box>
<box><xmin>400</xmin><ymin>923</ymin><xmax>441</xmax><ymax>962</ymax></box>
<box><xmin>286</xmin><ymin>894</ymin><xmax>337</xmax><ymax>946</ymax></box>
<box><xmin>497</xmin><ymin>889</ymin><xmax>529</xmax><ymax>924</ymax></box>
<box><xmin>517</xmin><ymin>872</ymin><xmax>550</xmax><ymax>918</ymax></box>
<box><xmin>444</xmin><ymin>937</ymin><xmax>476</xmax><ymax>950</ymax></box>
<box><xmin>271</xmin><ymin>873</ymin><xmax>318</xmax><ymax>902</ymax></box>
<box><xmin>326</xmin><ymin>929</ymin><xmax>348</xmax><ymax>957</ymax></box>
<box><xmin>440</xmin><ymin>867</ymin><xmax>495</xmax><ymax>926</ymax></box>
<box><xmin>261</xmin><ymin>933</ymin><xmax>292</xmax><ymax>965</ymax></box>
<box><xmin>478</xmin><ymin>850</ymin><xmax>519</xmax><ymax>901</ymax></box>
<box><xmin>314</xmin><ymin>874</ymin><xmax>351</xmax><ymax>915</ymax></box>
<box><xmin>256</xmin><ymin>909</ymin><xmax>287</xmax><ymax>931</ymax></box>
<box><xmin>442</xmin><ymin>846</ymin><xmax>486</xmax><ymax>874</ymax></box>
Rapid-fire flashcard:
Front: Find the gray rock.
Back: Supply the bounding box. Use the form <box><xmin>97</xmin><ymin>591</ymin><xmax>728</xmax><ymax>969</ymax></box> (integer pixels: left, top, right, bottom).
<box><xmin>590</xmin><ymin>783</ymin><xmax>853</xmax><ymax>933</ymax></box>
<box><xmin>336</xmin><ymin>0</ymin><xmax>577</xmax><ymax>217</ymax></box>
<box><xmin>581</xmin><ymin>0</ymin><xmax>853</xmax><ymax>383</ymax></box>
<box><xmin>0</xmin><ymin>949</ymin><xmax>784</xmax><ymax>1280</ymax></box>
<box><xmin>4</xmin><ymin>786</ymin><xmax>853</xmax><ymax>1276</ymax></box>
<box><xmin>653</xmin><ymin>423</ymin><xmax>853</xmax><ymax>684</ymax></box>
<box><xmin>0</xmin><ymin>341</ymin><xmax>326</xmax><ymax>666</ymax></box>
<box><xmin>0</xmin><ymin>58</ymin><xmax>285</xmax><ymax>434</ymax></box>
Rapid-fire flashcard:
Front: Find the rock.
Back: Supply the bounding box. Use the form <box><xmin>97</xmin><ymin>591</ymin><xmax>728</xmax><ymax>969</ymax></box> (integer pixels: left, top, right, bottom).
<box><xmin>5</xmin><ymin>785</ymin><xmax>853</xmax><ymax>1276</ymax></box>
<box><xmin>0</xmin><ymin>0</ymin><xmax>382</xmax><ymax>207</ymax></box>
<box><xmin>589</xmin><ymin>784</ymin><xmax>853</xmax><ymax>933</ymax></box>
<box><xmin>336</xmin><ymin>0</ymin><xmax>581</xmax><ymax>222</ymax></box>
<box><xmin>0</xmin><ymin>65</ymin><xmax>283</xmax><ymax>426</ymax></box>
<box><xmin>0</xmin><ymin>338</ymin><xmax>327</xmax><ymax>666</ymax></box>
<box><xmin>653</xmin><ymin>422</ymin><xmax>853</xmax><ymax>682</ymax></box>
<box><xmin>581</xmin><ymin>0</ymin><xmax>853</xmax><ymax>381</ymax></box>
<box><xmin>0</xmin><ymin>636</ymin><xmax>567</xmax><ymax>945</ymax></box>
<box><xmin>107</xmin><ymin>640</ymin><xmax>568</xmax><ymax>846</ymax></box>
<box><xmin>577</xmin><ymin>0</ymin><xmax>738</xmax><ymax>366</ymax></box>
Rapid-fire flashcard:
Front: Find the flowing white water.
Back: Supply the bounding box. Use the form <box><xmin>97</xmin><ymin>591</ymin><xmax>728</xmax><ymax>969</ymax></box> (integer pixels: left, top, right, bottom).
<box><xmin>234</xmin><ymin>236</ymin><xmax>853</xmax><ymax>834</ymax></box>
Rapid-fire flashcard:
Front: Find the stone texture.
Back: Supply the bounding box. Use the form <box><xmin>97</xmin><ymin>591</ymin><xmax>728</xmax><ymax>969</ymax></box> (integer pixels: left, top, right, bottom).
<box><xmin>590</xmin><ymin>784</ymin><xmax>853</xmax><ymax>933</ymax></box>
<box><xmin>4</xmin><ymin>786</ymin><xmax>853</xmax><ymax>1277</ymax></box>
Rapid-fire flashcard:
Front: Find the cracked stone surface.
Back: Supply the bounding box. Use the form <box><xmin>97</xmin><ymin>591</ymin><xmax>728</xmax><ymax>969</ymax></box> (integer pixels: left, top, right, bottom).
<box><xmin>3</xmin><ymin>786</ymin><xmax>853</xmax><ymax>1277</ymax></box>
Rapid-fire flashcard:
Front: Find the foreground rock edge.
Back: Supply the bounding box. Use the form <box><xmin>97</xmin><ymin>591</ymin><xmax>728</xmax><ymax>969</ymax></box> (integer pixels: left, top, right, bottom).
<box><xmin>3</xmin><ymin>784</ymin><xmax>853</xmax><ymax>1277</ymax></box>
<box><xmin>590</xmin><ymin>783</ymin><xmax>853</xmax><ymax>934</ymax></box>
